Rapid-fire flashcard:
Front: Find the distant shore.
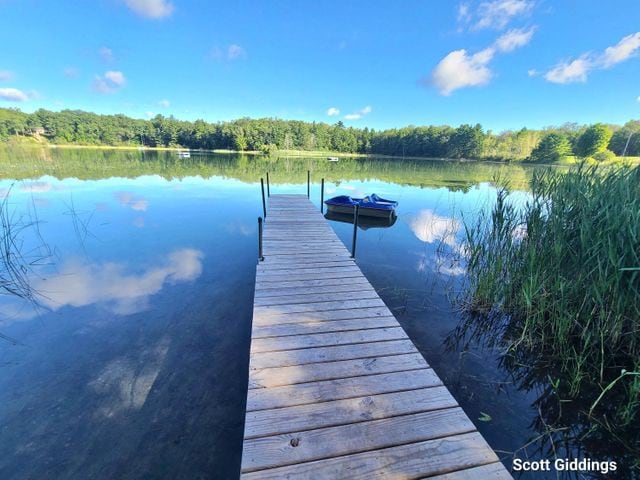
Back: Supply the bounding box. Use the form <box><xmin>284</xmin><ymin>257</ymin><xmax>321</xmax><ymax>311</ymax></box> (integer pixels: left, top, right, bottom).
<box><xmin>2</xmin><ymin>139</ymin><xmax>639</xmax><ymax>165</ymax></box>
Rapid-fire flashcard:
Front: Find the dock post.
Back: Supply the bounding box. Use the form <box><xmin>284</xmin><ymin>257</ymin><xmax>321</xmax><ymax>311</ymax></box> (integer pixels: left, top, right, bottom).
<box><xmin>266</xmin><ymin>172</ymin><xmax>270</xmax><ymax>197</ymax></box>
<box><xmin>258</xmin><ymin>217</ymin><xmax>264</xmax><ymax>262</ymax></box>
<box><xmin>307</xmin><ymin>170</ymin><xmax>310</xmax><ymax>198</ymax></box>
<box><xmin>260</xmin><ymin>178</ymin><xmax>267</xmax><ymax>219</ymax></box>
<box><xmin>320</xmin><ymin>178</ymin><xmax>325</xmax><ymax>213</ymax></box>
<box><xmin>351</xmin><ymin>204</ymin><xmax>359</xmax><ymax>258</ymax></box>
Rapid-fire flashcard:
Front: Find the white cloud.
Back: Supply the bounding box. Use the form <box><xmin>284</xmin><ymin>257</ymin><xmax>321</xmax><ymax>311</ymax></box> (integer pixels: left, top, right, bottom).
<box><xmin>637</xmin><ymin>96</ymin><xmax>640</xmax><ymax>102</ymax></box>
<box><xmin>544</xmin><ymin>56</ymin><xmax>592</xmax><ymax>84</ymax></box>
<box><xmin>124</xmin><ymin>0</ymin><xmax>174</xmax><ymax>19</ymax></box>
<box><xmin>227</xmin><ymin>44</ymin><xmax>246</xmax><ymax>60</ymax></box>
<box><xmin>99</xmin><ymin>47</ymin><xmax>114</xmax><ymax>62</ymax></box>
<box><xmin>145</xmin><ymin>111</ymin><xmax>155</xmax><ymax>118</ymax></box>
<box><xmin>494</xmin><ymin>27</ymin><xmax>536</xmax><ymax>52</ymax></box>
<box><xmin>326</xmin><ymin>107</ymin><xmax>340</xmax><ymax>116</ymax></box>
<box><xmin>475</xmin><ymin>0</ymin><xmax>533</xmax><ymax>29</ymax></box>
<box><xmin>601</xmin><ymin>32</ymin><xmax>640</xmax><ymax>68</ymax></box>
<box><xmin>0</xmin><ymin>70</ymin><xmax>14</xmax><ymax>81</ymax></box>
<box><xmin>212</xmin><ymin>44</ymin><xmax>247</xmax><ymax>62</ymax></box>
<box><xmin>544</xmin><ymin>32</ymin><xmax>640</xmax><ymax>84</ymax></box>
<box><xmin>92</xmin><ymin>70</ymin><xmax>126</xmax><ymax>94</ymax></box>
<box><xmin>344</xmin><ymin>105</ymin><xmax>372</xmax><ymax>120</ymax></box>
<box><xmin>457</xmin><ymin>3</ymin><xmax>471</xmax><ymax>23</ymax></box>
<box><xmin>0</xmin><ymin>87</ymin><xmax>30</xmax><ymax>102</ymax></box>
<box><xmin>431</xmin><ymin>48</ymin><xmax>494</xmax><ymax>95</ymax></box>
<box><xmin>431</xmin><ymin>27</ymin><xmax>534</xmax><ymax>95</ymax></box>
<box><xmin>527</xmin><ymin>68</ymin><xmax>538</xmax><ymax>76</ymax></box>
<box><xmin>64</xmin><ymin>67</ymin><xmax>79</xmax><ymax>78</ymax></box>
<box><xmin>157</xmin><ymin>99</ymin><xmax>170</xmax><ymax>108</ymax></box>
<box><xmin>104</xmin><ymin>71</ymin><xmax>125</xmax><ymax>86</ymax></box>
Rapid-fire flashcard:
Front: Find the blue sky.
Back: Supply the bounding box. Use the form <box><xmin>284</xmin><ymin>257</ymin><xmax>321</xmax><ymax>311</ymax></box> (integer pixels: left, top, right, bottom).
<box><xmin>0</xmin><ymin>0</ymin><xmax>638</xmax><ymax>131</ymax></box>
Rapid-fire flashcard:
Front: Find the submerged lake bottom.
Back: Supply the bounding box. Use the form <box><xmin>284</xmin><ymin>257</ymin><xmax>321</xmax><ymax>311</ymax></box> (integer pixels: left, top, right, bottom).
<box><xmin>0</xmin><ymin>149</ymin><xmax>634</xmax><ymax>479</ymax></box>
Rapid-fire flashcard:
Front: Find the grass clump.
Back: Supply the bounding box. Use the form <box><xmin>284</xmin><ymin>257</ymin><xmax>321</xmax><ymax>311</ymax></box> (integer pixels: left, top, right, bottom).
<box><xmin>463</xmin><ymin>164</ymin><xmax>640</xmax><ymax>430</ymax></box>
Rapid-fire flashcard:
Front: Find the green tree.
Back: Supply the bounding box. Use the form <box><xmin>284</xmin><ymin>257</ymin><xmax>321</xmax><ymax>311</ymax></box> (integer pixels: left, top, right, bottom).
<box><xmin>608</xmin><ymin>121</ymin><xmax>640</xmax><ymax>156</ymax></box>
<box><xmin>575</xmin><ymin>123</ymin><xmax>613</xmax><ymax>157</ymax></box>
<box><xmin>529</xmin><ymin>133</ymin><xmax>572</xmax><ymax>163</ymax></box>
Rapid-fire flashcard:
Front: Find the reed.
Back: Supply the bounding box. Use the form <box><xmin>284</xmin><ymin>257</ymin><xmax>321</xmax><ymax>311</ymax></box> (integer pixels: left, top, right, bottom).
<box><xmin>463</xmin><ymin>164</ymin><xmax>640</xmax><ymax>429</ymax></box>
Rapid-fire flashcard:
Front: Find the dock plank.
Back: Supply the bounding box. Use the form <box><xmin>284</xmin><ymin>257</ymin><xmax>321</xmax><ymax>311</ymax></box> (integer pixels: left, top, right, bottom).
<box><xmin>244</xmin><ymin>386</ymin><xmax>457</xmax><ymax>439</ymax></box>
<box><xmin>246</xmin><ymin>369</ymin><xmax>441</xmax><ymax>411</ymax></box>
<box><xmin>241</xmin><ymin>195</ymin><xmax>510</xmax><ymax>479</ymax></box>
<box><xmin>242</xmin><ymin>408</ymin><xmax>476</xmax><ymax>472</ymax></box>
<box><xmin>242</xmin><ymin>432</ymin><xmax>500</xmax><ymax>479</ymax></box>
<box><xmin>249</xmin><ymin>352</ymin><xmax>428</xmax><ymax>388</ymax></box>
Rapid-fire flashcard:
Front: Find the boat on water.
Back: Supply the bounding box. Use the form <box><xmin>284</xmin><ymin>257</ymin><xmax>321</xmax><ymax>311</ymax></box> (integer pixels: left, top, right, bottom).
<box><xmin>324</xmin><ymin>211</ymin><xmax>397</xmax><ymax>230</ymax></box>
<box><xmin>327</xmin><ymin>156</ymin><xmax>339</xmax><ymax>162</ymax></box>
<box><xmin>177</xmin><ymin>151</ymin><xmax>191</xmax><ymax>158</ymax></box>
<box><xmin>324</xmin><ymin>193</ymin><xmax>398</xmax><ymax>218</ymax></box>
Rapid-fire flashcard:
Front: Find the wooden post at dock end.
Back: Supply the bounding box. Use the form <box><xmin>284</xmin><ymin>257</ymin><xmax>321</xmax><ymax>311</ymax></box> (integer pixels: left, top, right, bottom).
<box><xmin>307</xmin><ymin>170</ymin><xmax>310</xmax><ymax>198</ymax></box>
<box><xmin>351</xmin><ymin>204</ymin><xmax>359</xmax><ymax>258</ymax></box>
<box><xmin>320</xmin><ymin>178</ymin><xmax>325</xmax><ymax>213</ymax></box>
<box><xmin>260</xmin><ymin>178</ymin><xmax>267</xmax><ymax>219</ymax></box>
<box><xmin>257</xmin><ymin>217</ymin><xmax>264</xmax><ymax>262</ymax></box>
<box><xmin>266</xmin><ymin>172</ymin><xmax>270</xmax><ymax>197</ymax></box>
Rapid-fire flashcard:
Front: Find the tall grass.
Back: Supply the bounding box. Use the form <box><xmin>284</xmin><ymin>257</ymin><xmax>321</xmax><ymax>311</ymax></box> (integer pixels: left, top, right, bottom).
<box><xmin>463</xmin><ymin>164</ymin><xmax>640</xmax><ymax>431</ymax></box>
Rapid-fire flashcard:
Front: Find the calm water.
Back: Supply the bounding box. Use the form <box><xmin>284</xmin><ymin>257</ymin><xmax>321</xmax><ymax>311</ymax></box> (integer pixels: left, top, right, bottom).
<box><xmin>0</xmin><ymin>149</ymin><xmax>627</xmax><ymax>479</ymax></box>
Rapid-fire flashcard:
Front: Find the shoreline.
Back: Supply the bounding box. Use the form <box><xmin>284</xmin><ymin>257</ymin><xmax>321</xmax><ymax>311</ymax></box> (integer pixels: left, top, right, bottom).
<box><xmin>2</xmin><ymin>142</ymin><xmax>638</xmax><ymax>166</ymax></box>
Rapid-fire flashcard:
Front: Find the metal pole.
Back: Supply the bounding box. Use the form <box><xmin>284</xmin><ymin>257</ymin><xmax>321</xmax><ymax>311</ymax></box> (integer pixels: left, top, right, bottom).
<box><xmin>351</xmin><ymin>204</ymin><xmax>359</xmax><ymax>258</ymax></box>
<box><xmin>320</xmin><ymin>178</ymin><xmax>325</xmax><ymax>213</ymax></box>
<box><xmin>307</xmin><ymin>170</ymin><xmax>310</xmax><ymax>198</ymax></box>
<box><xmin>258</xmin><ymin>217</ymin><xmax>264</xmax><ymax>262</ymax></box>
<box><xmin>260</xmin><ymin>178</ymin><xmax>267</xmax><ymax>219</ymax></box>
<box><xmin>266</xmin><ymin>172</ymin><xmax>270</xmax><ymax>197</ymax></box>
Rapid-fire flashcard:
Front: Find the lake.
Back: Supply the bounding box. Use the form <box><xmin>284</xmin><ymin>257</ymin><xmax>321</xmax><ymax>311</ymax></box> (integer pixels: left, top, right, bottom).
<box><xmin>0</xmin><ymin>148</ymin><xmax>630</xmax><ymax>479</ymax></box>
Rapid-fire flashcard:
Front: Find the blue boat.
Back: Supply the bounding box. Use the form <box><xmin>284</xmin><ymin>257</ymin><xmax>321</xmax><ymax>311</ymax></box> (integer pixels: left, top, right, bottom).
<box><xmin>324</xmin><ymin>193</ymin><xmax>398</xmax><ymax>218</ymax></box>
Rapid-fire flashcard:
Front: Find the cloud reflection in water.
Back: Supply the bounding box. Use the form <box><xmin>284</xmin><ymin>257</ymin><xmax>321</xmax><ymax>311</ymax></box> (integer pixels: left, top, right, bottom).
<box><xmin>409</xmin><ymin>209</ymin><xmax>461</xmax><ymax>248</ymax></box>
<box><xmin>35</xmin><ymin>248</ymin><xmax>204</xmax><ymax>315</ymax></box>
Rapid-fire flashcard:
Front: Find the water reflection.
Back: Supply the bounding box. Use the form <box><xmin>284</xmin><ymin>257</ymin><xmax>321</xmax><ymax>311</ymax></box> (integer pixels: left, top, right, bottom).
<box><xmin>0</xmin><ymin>149</ymin><xmax>593</xmax><ymax>479</ymax></box>
<box><xmin>115</xmin><ymin>191</ymin><xmax>149</xmax><ymax>211</ymax></box>
<box><xmin>90</xmin><ymin>336</ymin><xmax>170</xmax><ymax>418</ymax></box>
<box><xmin>2</xmin><ymin>249</ymin><xmax>204</xmax><ymax>321</ymax></box>
<box><xmin>446</xmin><ymin>312</ymin><xmax>639</xmax><ymax>478</ymax></box>
<box><xmin>409</xmin><ymin>209</ymin><xmax>460</xmax><ymax>247</ymax></box>
<box><xmin>324</xmin><ymin>211</ymin><xmax>398</xmax><ymax>230</ymax></box>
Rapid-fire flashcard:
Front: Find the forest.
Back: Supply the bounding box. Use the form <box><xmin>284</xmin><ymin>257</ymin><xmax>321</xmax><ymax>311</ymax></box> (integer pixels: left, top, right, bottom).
<box><xmin>1</xmin><ymin>107</ymin><xmax>639</xmax><ymax>162</ymax></box>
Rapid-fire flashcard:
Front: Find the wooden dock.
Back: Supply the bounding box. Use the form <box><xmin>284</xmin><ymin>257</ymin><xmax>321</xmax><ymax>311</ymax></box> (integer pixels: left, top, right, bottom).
<box><xmin>241</xmin><ymin>194</ymin><xmax>511</xmax><ymax>479</ymax></box>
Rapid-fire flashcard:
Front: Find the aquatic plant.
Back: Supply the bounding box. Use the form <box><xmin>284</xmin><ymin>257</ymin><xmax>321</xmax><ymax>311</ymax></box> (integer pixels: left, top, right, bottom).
<box><xmin>462</xmin><ymin>164</ymin><xmax>640</xmax><ymax>441</ymax></box>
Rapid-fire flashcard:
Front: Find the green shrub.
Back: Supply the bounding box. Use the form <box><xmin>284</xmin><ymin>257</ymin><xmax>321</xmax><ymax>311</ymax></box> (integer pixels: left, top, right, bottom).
<box><xmin>592</xmin><ymin>149</ymin><xmax>617</xmax><ymax>162</ymax></box>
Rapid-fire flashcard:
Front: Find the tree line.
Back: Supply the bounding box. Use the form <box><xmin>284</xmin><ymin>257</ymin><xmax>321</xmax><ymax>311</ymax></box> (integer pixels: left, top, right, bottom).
<box><xmin>1</xmin><ymin>107</ymin><xmax>638</xmax><ymax>162</ymax></box>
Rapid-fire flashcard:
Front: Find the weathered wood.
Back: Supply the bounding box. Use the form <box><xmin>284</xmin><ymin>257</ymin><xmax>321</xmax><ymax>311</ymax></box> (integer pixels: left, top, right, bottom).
<box><xmin>256</xmin><ymin>266</ymin><xmax>360</xmax><ymax>278</ymax></box>
<box><xmin>242</xmin><ymin>407</ymin><xmax>476</xmax><ymax>472</ymax></box>
<box><xmin>250</xmin><ymin>327</ymin><xmax>408</xmax><ymax>353</ymax></box>
<box><xmin>252</xmin><ymin>306</ymin><xmax>395</xmax><ymax>326</ymax></box>
<box><xmin>253</xmin><ymin>298</ymin><xmax>386</xmax><ymax>315</ymax></box>
<box><xmin>249</xmin><ymin>352</ymin><xmax>428</xmax><ymax>388</ymax></box>
<box><xmin>255</xmin><ymin>277</ymin><xmax>371</xmax><ymax>290</ymax></box>
<box><xmin>425</xmin><ymin>462</ymin><xmax>513</xmax><ymax>480</ymax></box>
<box><xmin>242</xmin><ymin>195</ymin><xmax>511</xmax><ymax>480</ymax></box>
<box><xmin>253</xmin><ymin>280</ymin><xmax>371</xmax><ymax>298</ymax></box>
<box><xmin>244</xmin><ymin>386</ymin><xmax>457</xmax><ymax>439</ymax></box>
<box><xmin>251</xmin><ymin>316</ymin><xmax>398</xmax><ymax>338</ymax></box>
<box><xmin>249</xmin><ymin>340</ymin><xmax>418</xmax><ymax>369</ymax></box>
<box><xmin>246</xmin><ymin>369</ymin><xmax>441</xmax><ymax>411</ymax></box>
<box><xmin>241</xmin><ymin>432</ymin><xmax>500</xmax><ymax>479</ymax></box>
<box><xmin>253</xmin><ymin>289</ymin><xmax>380</xmax><ymax>306</ymax></box>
